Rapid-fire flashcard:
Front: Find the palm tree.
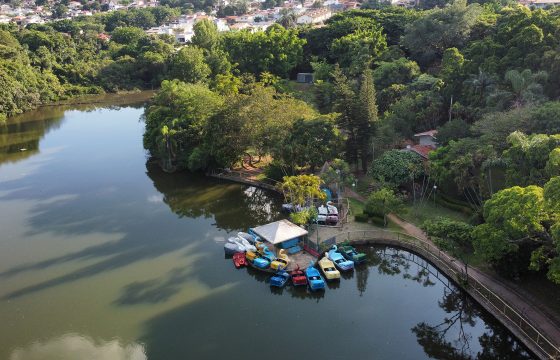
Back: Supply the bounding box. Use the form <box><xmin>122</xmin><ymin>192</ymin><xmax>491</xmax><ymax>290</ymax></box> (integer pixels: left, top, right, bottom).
<box><xmin>464</xmin><ymin>68</ymin><xmax>495</xmax><ymax>106</ymax></box>
<box><xmin>488</xmin><ymin>69</ymin><xmax>548</xmax><ymax>110</ymax></box>
<box><xmin>277</xmin><ymin>9</ymin><xmax>297</xmax><ymax>29</ymax></box>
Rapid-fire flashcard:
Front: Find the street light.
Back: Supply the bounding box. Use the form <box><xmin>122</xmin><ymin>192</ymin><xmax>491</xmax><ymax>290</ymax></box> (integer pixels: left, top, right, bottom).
<box><xmin>335</xmin><ymin>169</ymin><xmax>341</xmax><ymax>198</ymax></box>
<box><xmin>433</xmin><ymin>185</ymin><xmax>437</xmax><ymax>207</ymax></box>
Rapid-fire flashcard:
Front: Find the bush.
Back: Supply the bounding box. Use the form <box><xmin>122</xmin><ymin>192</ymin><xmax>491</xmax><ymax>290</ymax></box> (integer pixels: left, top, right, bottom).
<box><xmin>370</xmin><ymin>214</ymin><xmax>386</xmax><ymax>227</ymax></box>
<box><xmin>421</xmin><ymin>217</ymin><xmax>474</xmax><ymax>248</ymax></box>
<box><xmin>290</xmin><ymin>207</ymin><xmax>318</xmax><ymax>225</ymax></box>
<box><xmin>263</xmin><ymin>160</ymin><xmax>288</xmax><ymax>182</ymax></box>
<box><xmin>434</xmin><ymin>195</ymin><xmax>474</xmax><ymax>215</ymax></box>
<box><xmin>369</xmin><ymin>149</ymin><xmax>424</xmax><ymax>187</ymax></box>
<box><xmin>432</xmin><ymin>237</ymin><xmax>455</xmax><ymax>252</ymax></box>
<box><xmin>354</xmin><ymin>213</ymin><xmax>369</xmax><ymax>223</ymax></box>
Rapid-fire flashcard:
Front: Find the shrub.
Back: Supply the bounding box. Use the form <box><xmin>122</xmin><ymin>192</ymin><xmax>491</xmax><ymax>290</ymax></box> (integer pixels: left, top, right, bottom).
<box><xmin>434</xmin><ymin>195</ymin><xmax>474</xmax><ymax>215</ymax></box>
<box><xmin>421</xmin><ymin>217</ymin><xmax>474</xmax><ymax>248</ymax></box>
<box><xmin>354</xmin><ymin>213</ymin><xmax>369</xmax><ymax>223</ymax></box>
<box><xmin>370</xmin><ymin>214</ymin><xmax>386</xmax><ymax>227</ymax></box>
<box><xmin>263</xmin><ymin>160</ymin><xmax>288</xmax><ymax>182</ymax></box>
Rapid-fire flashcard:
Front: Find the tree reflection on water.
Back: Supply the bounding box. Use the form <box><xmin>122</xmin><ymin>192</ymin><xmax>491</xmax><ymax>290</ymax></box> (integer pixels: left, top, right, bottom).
<box><xmin>146</xmin><ymin>162</ymin><xmax>283</xmax><ymax>232</ymax></box>
<box><xmin>0</xmin><ymin>92</ymin><xmax>151</xmax><ymax>166</ymax></box>
<box><xmin>363</xmin><ymin>246</ymin><xmax>533</xmax><ymax>359</ymax></box>
<box><xmin>366</xmin><ymin>246</ymin><xmax>437</xmax><ymax>288</ymax></box>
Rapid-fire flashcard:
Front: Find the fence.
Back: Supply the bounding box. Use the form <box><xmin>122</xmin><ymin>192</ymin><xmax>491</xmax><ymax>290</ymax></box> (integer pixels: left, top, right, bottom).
<box><xmin>325</xmin><ymin>229</ymin><xmax>560</xmax><ymax>360</ymax></box>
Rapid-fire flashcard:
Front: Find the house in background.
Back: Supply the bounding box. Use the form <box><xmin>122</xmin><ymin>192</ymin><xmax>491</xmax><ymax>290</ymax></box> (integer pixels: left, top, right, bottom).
<box><xmin>296</xmin><ymin>7</ymin><xmax>332</xmax><ymax>24</ymax></box>
<box><xmin>296</xmin><ymin>73</ymin><xmax>313</xmax><ymax>83</ymax></box>
<box><xmin>519</xmin><ymin>0</ymin><xmax>560</xmax><ymax>7</ymax></box>
<box><xmin>414</xmin><ymin>130</ymin><xmax>438</xmax><ymax>147</ymax></box>
<box><xmin>403</xmin><ymin>129</ymin><xmax>438</xmax><ymax>160</ymax></box>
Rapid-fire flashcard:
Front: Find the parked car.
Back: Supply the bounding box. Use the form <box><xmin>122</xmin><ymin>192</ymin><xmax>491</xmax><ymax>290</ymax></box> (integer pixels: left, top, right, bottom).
<box><xmin>317</xmin><ymin>205</ymin><xmax>328</xmax><ymax>224</ymax></box>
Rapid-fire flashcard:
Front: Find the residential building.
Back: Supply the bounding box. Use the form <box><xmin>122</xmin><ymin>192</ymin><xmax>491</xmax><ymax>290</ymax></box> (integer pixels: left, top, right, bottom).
<box><xmin>296</xmin><ymin>7</ymin><xmax>332</xmax><ymax>24</ymax></box>
<box><xmin>403</xmin><ymin>130</ymin><xmax>438</xmax><ymax>160</ymax></box>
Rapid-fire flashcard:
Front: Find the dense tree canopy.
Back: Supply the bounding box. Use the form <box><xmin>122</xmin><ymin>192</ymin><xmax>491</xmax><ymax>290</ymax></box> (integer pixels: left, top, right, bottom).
<box><xmin>222</xmin><ymin>25</ymin><xmax>305</xmax><ymax>77</ymax></box>
<box><xmin>473</xmin><ymin>177</ymin><xmax>560</xmax><ymax>283</ymax></box>
<box><xmin>4</xmin><ymin>0</ymin><xmax>560</xmax><ymax>287</ymax></box>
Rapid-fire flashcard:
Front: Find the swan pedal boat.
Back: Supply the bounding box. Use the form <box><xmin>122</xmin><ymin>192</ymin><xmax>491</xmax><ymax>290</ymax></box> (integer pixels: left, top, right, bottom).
<box><xmin>224</xmin><ymin>242</ymin><xmax>244</xmax><ymax>256</ymax></box>
<box><xmin>238</xmin><ymin>232</ymin><xmax>257</xmax><ymax>245</ymax></box>
<box><xmin>270</xmin><ymin>249</ymin><xmax>290</xmax><ymax>271</ymax></box>
<box><xmin>327</xmin><ymin>245</ymin><xmax>354</xmax><ymax>271</ymax></box>
<box><xmin>229</xmin><ymin>236</ymin><xmax>256</xmax><ymax>252</ymax></box>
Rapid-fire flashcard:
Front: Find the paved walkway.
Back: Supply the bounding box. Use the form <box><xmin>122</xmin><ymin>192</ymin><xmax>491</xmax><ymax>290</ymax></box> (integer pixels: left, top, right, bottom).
<box><xmin>344</xmin><ymin>187</ymin><xmax>560</xmax><ymax>356</ymax></box>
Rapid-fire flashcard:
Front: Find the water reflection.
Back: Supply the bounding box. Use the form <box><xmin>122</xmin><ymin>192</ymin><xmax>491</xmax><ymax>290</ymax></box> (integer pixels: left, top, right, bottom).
<box><xmin>0</xmin><ymin>107</ymin><xmax>65</xmax><ymax>165</ymax></box>
<box><xmin>0</xmin><ymin>92</ymin><xmax>153</xmax><ymax>167</ymax></box>
<box><xmin>0</xmin><ymin>164</ymin><xmax>282</xmax><ymax>301</ymax></box>
<box><xmin>360</xmin><ymin>246</ymin><xmax>533</xmax><ymax>359</ymax></box>
<box><xmin>145</xmin><ymin>163</ymin><xmax>283</xmax><ymax>232</ymax></box>
<box><xmin>140</xmin><ymin>245</ymin><xmax>534</xmax><ymax>359</ymax></box>
<box><xmin>0</xmin><ymin>101</ymin><xmax>535</xmax><ymax>360</ymax></box>
<box><xmin>412</xmin><ymin>287</ymin><xmax>533</xmax><ymax>360</ymax></box>
<box><xmin>10</xmin><ymin>334</ymin><xmax>146</xmax><ymax>360</ymax></box>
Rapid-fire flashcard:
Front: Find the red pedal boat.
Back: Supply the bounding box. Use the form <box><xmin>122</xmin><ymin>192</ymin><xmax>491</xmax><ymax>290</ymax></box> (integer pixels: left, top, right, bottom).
<box><xmin>290</xmin><ymin>265</ymin><xmax>308</xmax><ymax>286</ymax></box>
<box><xmin>233</xmin><ymin>252</ymin><xmax>247</xmax><ymax>268</ymax></box>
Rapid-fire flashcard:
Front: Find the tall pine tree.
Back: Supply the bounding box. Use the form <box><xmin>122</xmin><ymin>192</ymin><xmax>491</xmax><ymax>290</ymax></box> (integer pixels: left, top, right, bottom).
<box><xmin>333</xmin><ymin>65</ymin><xmax>359</xmax><ymax>167</ymax></box>
<box><xmin>332</xmin><ymin>66</ymin><xmax>378</xmax><ymax>172</ymax></box>
<box><xmin>356</xmin><ymin>69</ymin><xmax>378</xmax><ymax>173</ymax></box>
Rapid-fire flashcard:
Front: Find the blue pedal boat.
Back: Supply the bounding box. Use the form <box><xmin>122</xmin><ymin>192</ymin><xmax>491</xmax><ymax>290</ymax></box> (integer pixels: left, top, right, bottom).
<box><xmin>328</xmin><ymin>245</ymin><xmax>354</xmax><ymax>271</ymax></box>
<box><xmin>270</xmin><ymin>270</ymin><xmax>290</xmax><ymax>287</ymax></box>
<box><xmin>305</xmin><ymin>264</ymin><xmax>325</xmax><ymax>291</ymax></box>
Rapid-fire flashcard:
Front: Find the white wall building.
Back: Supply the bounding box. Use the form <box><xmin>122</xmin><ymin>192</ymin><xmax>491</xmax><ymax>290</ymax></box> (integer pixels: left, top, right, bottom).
<box><xmin>296</xmin><ymin>8</ymin><xmax>332</xmax><ymax>24</ymax></box>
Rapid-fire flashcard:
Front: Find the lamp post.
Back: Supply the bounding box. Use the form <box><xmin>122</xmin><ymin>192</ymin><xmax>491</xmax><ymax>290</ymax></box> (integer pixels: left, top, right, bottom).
<box><xmin>433</xmin><ymin>185</ymin><xmax>437</xmax><ymax>207</ymax></box>
<box><xmin>335</xmin><ymin>169</ymin><xmax>341</xmax><ymax>198</ymax></box>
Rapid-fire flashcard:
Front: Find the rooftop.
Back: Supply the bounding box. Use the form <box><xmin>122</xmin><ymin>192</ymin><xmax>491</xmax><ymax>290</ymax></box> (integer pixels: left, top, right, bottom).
<box><xmin>252</xmin><ymin>219</ymin><xmax>308</xmax><ymax>245</ymax></box>
<box><xmin>414</xmin><ymin>129</ymin><xmax>438</xmax><ymax>138</ymax></box>
<box><xmin>408</xmin><ymin>144</ymin><xmax>436</xmax><ymax>159</ymax></box>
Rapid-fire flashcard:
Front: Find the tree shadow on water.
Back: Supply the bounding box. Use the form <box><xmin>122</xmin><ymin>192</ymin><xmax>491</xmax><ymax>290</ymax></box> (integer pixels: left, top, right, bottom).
<box><xmin>0</xmin><ymin>159</ymin><xmax>285</xmax><ymax>300</ymax></box>
<box><xmin>115</xmin><ymin>263</ymin><xmax>203</xmax><ymax>306</ymax></box>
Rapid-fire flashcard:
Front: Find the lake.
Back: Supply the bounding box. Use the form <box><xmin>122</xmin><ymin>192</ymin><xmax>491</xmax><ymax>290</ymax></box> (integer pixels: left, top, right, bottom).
<box><xmin>0</xmin><ymin>94</ymin><xmax>533</xmax><ymax>360</ymax></box>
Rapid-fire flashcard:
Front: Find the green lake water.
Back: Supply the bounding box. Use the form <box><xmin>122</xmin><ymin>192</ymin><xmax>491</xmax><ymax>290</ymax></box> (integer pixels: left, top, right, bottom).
<box><xmin>0</xmin><ymin>95</ymin><xmax>534</xmax><ymax>360</ymax></box>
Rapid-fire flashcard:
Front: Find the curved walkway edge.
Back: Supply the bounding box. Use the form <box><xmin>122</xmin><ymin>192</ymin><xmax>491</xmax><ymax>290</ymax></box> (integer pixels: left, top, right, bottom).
<box><xmin>386</xmin><ymin>213</ymin><xmax>560</xmax><ymax>357</ymax></box>
<box><xmin>344</xmin><ymin>186</ymin><xmax>559</xmax><ymax>359</ymax></box>
<box><xmin>204</xmin><ymin>176</ymin><xmax>559</xmax><ymax>358</ymax></box>
<box><xmin>350</xmin><ymin>235</ymin><xmax>559</xmax><ymax>360</ymax></box>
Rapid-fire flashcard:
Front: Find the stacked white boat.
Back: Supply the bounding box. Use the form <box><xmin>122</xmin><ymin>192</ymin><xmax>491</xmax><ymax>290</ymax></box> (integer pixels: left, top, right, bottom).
<box><xmin>224</xmin><ymin>232</ymin><xmax>258</xmax><ymax>255</ymax></box>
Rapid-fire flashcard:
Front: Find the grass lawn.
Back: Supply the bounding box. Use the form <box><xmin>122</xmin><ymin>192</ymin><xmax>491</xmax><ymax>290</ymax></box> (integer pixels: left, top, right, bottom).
<box><xmin>400</xmin><ymin>199</ymin><xmax>470</xmax><ymax>226</ymax></box>
<box><xmin>347</xmin><ymin>197</ymin><xmax>401</xmax><ymax>232</ymax></box>
<box><xmin>348</xmin><ymin>197</ymin><xmax>365</xmax><ymax>215</ymax></box>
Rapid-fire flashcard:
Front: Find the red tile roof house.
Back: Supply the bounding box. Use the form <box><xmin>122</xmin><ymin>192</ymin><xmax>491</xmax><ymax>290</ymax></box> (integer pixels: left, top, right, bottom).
<box><xmin>403</xmin><ymin>130</ymin><xmax>438</xmax><ymax>160</ymax></box>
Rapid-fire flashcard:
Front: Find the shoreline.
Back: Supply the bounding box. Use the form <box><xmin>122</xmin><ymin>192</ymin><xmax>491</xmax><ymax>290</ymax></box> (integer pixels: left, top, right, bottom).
<box><xmin>3</xmin><ymin>90</ymin><xmax>156</xmax><ymax>123</ymax></box>
<box><xmin>207</xmin><ymin>172</ymin><xmax>560</xmax><ymax>360</ymax></box>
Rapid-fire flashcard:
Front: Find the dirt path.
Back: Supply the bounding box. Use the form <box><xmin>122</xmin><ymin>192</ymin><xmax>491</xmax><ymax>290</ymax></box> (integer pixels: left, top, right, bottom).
<box><xmin>344</xmin><ymin>187</ymin><xmax>560</xmax><ymax>355</ymax></box>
